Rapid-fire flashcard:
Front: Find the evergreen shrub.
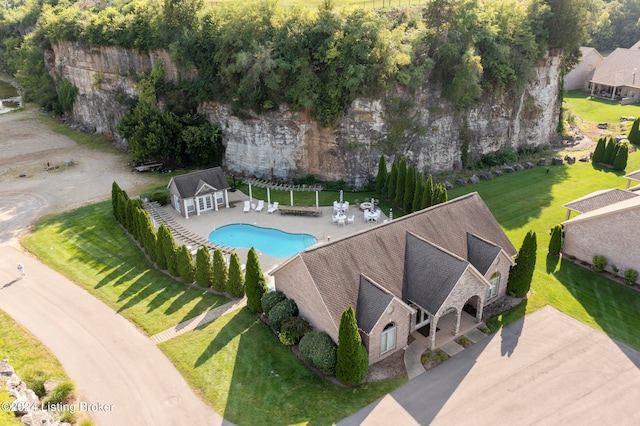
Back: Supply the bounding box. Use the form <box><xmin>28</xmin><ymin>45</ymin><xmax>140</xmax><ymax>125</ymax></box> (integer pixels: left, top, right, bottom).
<box><xmin>299</xmin><ymin>331</ymin><xmax>338</xmax><ymax>376</ymax></box>
<box><xmin>624</xmin><ymin>269</ymin><xmax>638</xmax><ymax>285</ymax></box>
<box><xmin>592</xmin><ymin>255</ymin><xmax>607</xmax><ymax>273</ymax></box>
<box><xmin>267</xmin><ymin>299</ymin><xmax>298</xmax><ymax>331</ymax></box>
<box><xmin>261</xmin><ymin>291</ymin><xmax>287</xmax><ymax>315</ymax></box>
<box><xmin>279</xmin><ymin>316</ymin><xmax>312</xmax><ymax>346</ymax></box>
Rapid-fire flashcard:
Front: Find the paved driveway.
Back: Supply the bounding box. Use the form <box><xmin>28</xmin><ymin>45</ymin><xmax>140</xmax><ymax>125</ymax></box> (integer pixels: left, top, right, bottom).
<box><xmin>340</xmin><ymin>305</ymin><xmax>640</xmax><ymax>425</ymax></box>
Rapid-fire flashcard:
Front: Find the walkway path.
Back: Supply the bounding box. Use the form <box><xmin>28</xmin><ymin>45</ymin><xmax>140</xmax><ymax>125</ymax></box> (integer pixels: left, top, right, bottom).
<box><xmin>151</xmin><ymin>298</ymin><xmax>246</xmax><ymax>344</ymax></box>
<box><xmin>0</xmin><ymin>245</ymin><xmax>224</xmax><ymax>425</ymax></box>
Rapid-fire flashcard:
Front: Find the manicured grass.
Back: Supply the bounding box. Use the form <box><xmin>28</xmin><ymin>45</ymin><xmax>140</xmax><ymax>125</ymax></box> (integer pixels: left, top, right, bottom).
<box><xmin>160</xmin><ymin>308</ymin><xmax>405</xmax><ymax>425</ymax></box>
<box><xmin>450</xmin><ymin>150</ymin><xmax>640</xmax><ymax>350</ymax></box>
<box><xmin>563</xmin><ymin>90</ymin><xmax>640</xmax><ymax>126</ymax></box>
<box><xmin>22</xmin><ymin>202</ymin><xmax>229</xmax><ymax>335</ymax></box>
<box><xmin>0</xmin><ymin>309</ymin><xmax>70</xmax><ymax>425</ymax></box>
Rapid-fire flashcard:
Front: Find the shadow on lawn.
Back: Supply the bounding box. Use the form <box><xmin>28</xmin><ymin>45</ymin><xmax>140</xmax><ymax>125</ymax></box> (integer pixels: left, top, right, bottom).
<box><xmin>553</xmin><ymin>257</ymin><xmax>640</xmax><ymax>352</ymax></box>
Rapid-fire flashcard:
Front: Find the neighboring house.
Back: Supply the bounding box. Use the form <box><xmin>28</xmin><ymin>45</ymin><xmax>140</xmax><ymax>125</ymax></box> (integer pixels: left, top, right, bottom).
<box><xmin>564</xmin><ymin>47</ymin><xmax>603</xmax><ymax>91</ymax></box>
<box><xmin>588</xmin><ymin>46</ymin><xmax>640</xmax><ymax>104</ymax></box>
<box><xmin>271</xmin><ymin>193</ymin><xmax>516</xmax><ymax>365</ymax></box>
<box><xmin>562</xmin><ymin>186</ymin><xmax>640</xmax><ymax>275</ymax></box>
<box><xmin>167</xmin><ymin>167</ymin><xmax>231</xmax><ymax>218</ymax></box>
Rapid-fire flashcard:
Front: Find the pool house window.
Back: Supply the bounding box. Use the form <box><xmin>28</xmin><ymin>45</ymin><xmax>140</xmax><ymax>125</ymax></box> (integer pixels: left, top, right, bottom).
<box><xmin>380</xmin><ymin>322</ymin><xmax>396</xmax><ymax>354</ymax></box>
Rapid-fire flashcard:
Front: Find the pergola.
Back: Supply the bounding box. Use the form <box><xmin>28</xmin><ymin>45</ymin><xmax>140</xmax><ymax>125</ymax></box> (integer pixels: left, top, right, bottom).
<box><xmin>243</xmin><ymin>178</ymin><xmax>323</xmax><ymax>208</ymax></box>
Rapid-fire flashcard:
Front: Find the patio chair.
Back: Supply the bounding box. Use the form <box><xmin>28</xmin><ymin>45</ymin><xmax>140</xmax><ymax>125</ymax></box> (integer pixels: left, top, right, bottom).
<box><xmin>347</xmin><ymin>214</ymin><xmax>354</xmax><ymax>224</ymax></box>
<box><xmin>338</xmin><ymin>217</ymin><xmax>346</xmax><ymax>226</ymax></box>
<box><xmin>255</xmin><ymin>200</ymin><xmax>264</xmax><ymax>212</ymax></box>
<box><xmin>332</xmin><ymin>214</ymin><xmax>338</xmax><ymax>224</ymax></box>
<box><xmin>243</xmin><ymin>200</ymin><xmax>251</xmax><ymax>213</ymax></box>
<box><xmin>268</xmin><ymin>201</ymin><xmax>279</xmax><ymax>214</ymax></box>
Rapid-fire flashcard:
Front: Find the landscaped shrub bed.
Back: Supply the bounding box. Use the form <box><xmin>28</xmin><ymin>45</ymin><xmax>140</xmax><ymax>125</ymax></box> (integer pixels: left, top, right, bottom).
<box><xmin>267</xmin><ymin>299</ymin><xmax>299</xmax><ymax>331</ymax></box>
<box><xmin>299</xmin><ymin>331</ymin><xmax>338</xmax><ymax>376</ymax></box>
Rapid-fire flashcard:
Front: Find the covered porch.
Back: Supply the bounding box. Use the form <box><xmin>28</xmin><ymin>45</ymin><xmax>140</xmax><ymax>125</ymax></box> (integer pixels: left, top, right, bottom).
<box><xmin>413</xmin><ymin>310</ymin><xmax>482</xmax><ymax>350</ymax></box>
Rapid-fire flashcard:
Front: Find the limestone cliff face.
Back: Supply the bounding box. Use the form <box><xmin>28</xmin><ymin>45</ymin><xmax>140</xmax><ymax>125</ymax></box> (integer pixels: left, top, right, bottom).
<box><xmin>48</xmin><ymin>41</ymin><xmax>561</xmax><ymax>186</ymax></box>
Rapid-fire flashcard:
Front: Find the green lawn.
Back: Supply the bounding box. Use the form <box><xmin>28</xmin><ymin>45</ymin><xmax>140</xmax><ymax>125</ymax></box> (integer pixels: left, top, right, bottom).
<box><xmin>22</xmin><ymin>202</ymin><xmax>229</xmax><ymax>336</ymax></box>
<box><xmin>0</xmin><ymin>309</ymin><xmax>71</xmax><ymax>426</ymax></box>
<box><xmin>564</xmin><ymin>90</ymin><xmax>640</xmax><ymax>127</ymax></box>
<box><xmin>160</xmin><ymin>308</ymin><xmax>405</xmax><ymax>426</ymax></box>
<box><xmin>449</xmin><ymin>150</ymin><xmax>640</xmax><ymax>349</ymax></box>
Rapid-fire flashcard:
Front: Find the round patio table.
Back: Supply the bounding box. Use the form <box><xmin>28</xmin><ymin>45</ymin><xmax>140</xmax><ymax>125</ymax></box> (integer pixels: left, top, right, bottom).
<box><xmin>360</xmin><ymin>202</ymin><xmax>372</xmax><ymax>211</ymax></box>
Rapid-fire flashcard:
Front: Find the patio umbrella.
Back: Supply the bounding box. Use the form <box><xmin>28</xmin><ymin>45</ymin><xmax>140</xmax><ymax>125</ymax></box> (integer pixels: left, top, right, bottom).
<box><xmin>339</xmin><ymin>190</ymin><xmax>343</xmax><ymax>204</ymax></box>
<box><xmin>389</xmin><ymin>208</ymin><xmax>393</xmax><ymax>221</ymax></box>
<box><xmin>370</xmin><ymin>198</ymin><xmax>375</xmax><ymax>213</ymax></box>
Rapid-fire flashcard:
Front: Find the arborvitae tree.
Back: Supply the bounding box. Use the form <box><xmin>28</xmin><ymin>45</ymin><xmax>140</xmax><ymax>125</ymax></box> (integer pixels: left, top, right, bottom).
<box><xmin>548</xmin><ymin>225</ymin><xmax>563</xmax><ymax>255</ymax></box>
<box><xmin>112</xmin><ymin>181</ymin><xmax>121</xmax><ymax>219</ymax></box>
<box><xmin>336</xmin><ymin>305</ymin><xmax>369</xmax><ymax>385</ymax></box>
<box><xmin>143</xmin><ymin>220</ymin><xmax>157</xmax><ymax>263</ymax></box>
<box><xmin>375</xmin><ymin>155</ymin><xmax>387</xmax><ymax>195</ymax></box>
<box><xmin>613</xmin><ymin>142</ymin><xmax>629</xmax><ymax>171</ymax></box>
<box><xmin>195</xmin><ymin>246</ymin><xmax>213</xmax><ymax>288</ymax></box>
<box><xmin>387</xmin><ymin>161</ymin><xmax>398</xmax><ymax>201</ymax></box>
<box><xmin>421</xmin><ymin>174</ymin><xmax>434</xmax><ymax>209</ymax></box>
<box><xmin>432</xmin><ymin>182</ymin><xmax>448</xmax><ymax>205</ymax></box>
<box><xmin>382</xmin><ymin>172</ymin><xmax>390</xmax><ymax>198</ymax></box>
<box><xmin>158</xmin><ymin>225</ymin><xmax>178</xmax><ymax>276</ymax></box>
<box><xmin>125</xmin><ymin>200</ymin><xmax>135</xmax><ymax>234</ymax></box>
<box><xmin>155</xmin><ymin>224</ymin><xmax>170</xmax><ymax>270</ymax></box>
<box><xmin>628</xmin><ymin>118</ymin><xmax>640</xmax><ymax>146</ymax></box>
<box><xmin>395</xmin><ymin>159</ymin><xmax>407</xmax><ymax>207</ymax></box>
<box><xmin>245</xmin><ymin>247</ymin><xmax>267</xmax><ymax>314</ymax></box>
<box><xmin>177</xmin><ymin>244</ymin><xmax>196</xmax><ymax>283</ymax></box>
<box><xmin>117</xmin><ymin>191</ymin><xmax>128</xmax><ymax>226</ymax></box>
<box><xmin>507</xmin><ymin>231</ymin><xmax>537</xmax><ymax>298</ymax></box>
<box><xmin>226</xmin><ymin>252</ymin><xmax>245</xmax><ymax>298</ymax></box>
<box><xmin>603</xmin><ymin>138</ymin><xmax>617</xmax><ymax>165</ymax></box>
<box><xmin>412</xmin><ymin>173</ymin><xmax>423</xmax><ymax>213</ymax></box>
<box><xmin>592</xmin><ymin>137</ymin><xmax>606</xmax><ymax>163</ymax></box>
<box><xmin>403</xmin><ymin>165</ymin><xmax>416</xmax><ymax>212</ymax></box>
<box><xmin>212</xmin><ymin>249</ymin><xmax>228</xmax><ymax>292</ymax></box>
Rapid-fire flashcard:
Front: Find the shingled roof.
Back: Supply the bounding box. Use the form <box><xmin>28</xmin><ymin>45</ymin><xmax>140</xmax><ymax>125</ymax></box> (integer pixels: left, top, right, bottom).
<box><xmin>273</xmin><ymin>192</ymin><xmax>515</xmax><ymax>332</ymax></box>
<box><xmin>467</xmin><ymin>233</ymin><xmax>502</xmax><ymax>275</ymax></box>
<box><xmin>356</xmin><ymin>276</ymin><xmax>394</xmax><ymax>335</ymax></box>
<box><xmin>590</xmin><ymin>47</ymin><xmax>640</xmax><ymax>88</ymax></box>
<box><xmin>168</xmin><ymin>167</ymin><xmax>229</xmax><ymax>198</ymax></box>
<box><xmin>563</xmin><ymin>188</ymin><xmax>639</xmax><ymax>214</ymax></box>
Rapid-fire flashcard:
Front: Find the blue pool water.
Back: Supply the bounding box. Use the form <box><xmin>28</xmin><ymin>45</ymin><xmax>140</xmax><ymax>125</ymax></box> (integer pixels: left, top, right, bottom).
<box><xmin>208</xmin><ymin>224</ymin><xmax>317</xmax><ymax>258</ymax></box>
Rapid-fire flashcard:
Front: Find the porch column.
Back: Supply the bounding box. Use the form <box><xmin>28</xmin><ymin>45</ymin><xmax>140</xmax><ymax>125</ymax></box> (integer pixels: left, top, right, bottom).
<box><xmin>454</xmin><ymin>310</ymin><xmax>461</xmax><ymax>336</ymax></box>
<box><xmin>267</xmin><ymin>188</ymin><xmax>271</xmax><ymax>205</ymax></box>
<box><xmin>315</xmin><ymin>190</ymin><xmax>319</xmax><ymax>208</ymax></box>
<box><xmin>476</xmin><ymin>302</ymin><xmax>484</xmax><ymax>324</ymax></box>
<box><xmin>224</xmin><ymin>189</ymin><xmax>229</xmax><ymax>208</ymax></box>
<box><xmin>184</xmin><ymin>200</ymin><xmax>189</xmax><ymax>219</ymax></box>
<box><xmin>249</xmin><ymin>184</ymin><xmax>253</xmax><ymax>202</ymax></box>
<box><xmin>428</xmin><ymin>315</ymin><xmax>438</xmax><ymax>350</ymax></box>
<box><xmin>196</xmin><ymin>197</ymin><xmax>201</xmax><ymax>216</ymax></box>
<box><xmin>214</xmin><ymin>193</ymin><xmax>219</xmax><ymax>211</ymax></box>
<box><xmin>290</xmin><ymin>190</ymin><xmax>294</xmax><ymax>206</ymax></box>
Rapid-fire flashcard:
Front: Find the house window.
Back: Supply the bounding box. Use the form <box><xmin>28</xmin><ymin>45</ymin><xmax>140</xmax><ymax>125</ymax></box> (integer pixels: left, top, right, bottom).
<box><xmin>380</xmin><ymin>322</ymin><xmax>396</xmax><ymax>354</ymax></box>
<box><xmin>185</xmin><ymin>199</ymin><xmax>195</xmax><ymax>213</ymax></box>
<box><xmin>487</xmin><ymin>272</ymin><xmax>500</xmax><ymax>300</ymax></box>
<box><xmin>215</xmin><ymin>191</ymin><xmax>224</xmax><ymax>205</ymax></box>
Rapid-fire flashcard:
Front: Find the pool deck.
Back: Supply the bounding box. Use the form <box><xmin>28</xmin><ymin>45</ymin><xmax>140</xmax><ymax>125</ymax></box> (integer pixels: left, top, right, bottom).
<box><xmin>154</xmin><ymin>190</ymin><xmax>387</xmax><ymax>281</ymax></box>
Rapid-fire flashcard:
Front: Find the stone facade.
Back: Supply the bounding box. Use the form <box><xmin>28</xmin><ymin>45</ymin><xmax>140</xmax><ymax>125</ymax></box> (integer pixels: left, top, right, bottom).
<box><xmin>47</xmin><ymin>41</ymin><xmax>562</xmax><ymax>186</ymax></box>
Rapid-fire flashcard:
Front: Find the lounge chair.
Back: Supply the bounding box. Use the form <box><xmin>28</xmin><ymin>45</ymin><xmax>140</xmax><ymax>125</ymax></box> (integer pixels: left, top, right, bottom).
<box><xmin>255</xmin><ymin>200</ymin><xmax>264</xmax><ymax>212</ymax></box>
<box><xmin>347</xmin><ymin>214</ymin><xmax>354</xmax><ymax>224</ymax></box>
<box><xmin>243</xmin><ymin>200</ymin><xmax>250</xmax><ymax>213</ymax></box>
<box><xmin>268</xmin><ymin>201</ymin><xmax>279</xmax><ymax>214</ymax></box>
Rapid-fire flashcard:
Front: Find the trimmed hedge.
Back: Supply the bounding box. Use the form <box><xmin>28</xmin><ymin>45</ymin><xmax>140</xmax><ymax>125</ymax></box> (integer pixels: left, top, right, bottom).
<box><xmin>279</xmin><ymin>316</ymin><xmax>312</xmax><ymax>346</ymax></box>
<box><xmin>261</xmin><ymin>290</ymin><xmax>287</xmax><ymax>315</ymax></box>
<box><xmin>624</xmin><ymin>269</ymin><xmax>638</xmax><ymax>286</ymax></box>
<box><xmin>299</xmin><ymin>331</ymin><xmax>337</xmax><ymax>376</ymax></box>
<box><xmin>593</xmin><ymin>255</ymin><xmax>607</xmax><ymax>273</ymax></box>
<box><xmin>267</xmin><ymin>299</ymin><xmax>298</xmax><ymax>331</ymax></box>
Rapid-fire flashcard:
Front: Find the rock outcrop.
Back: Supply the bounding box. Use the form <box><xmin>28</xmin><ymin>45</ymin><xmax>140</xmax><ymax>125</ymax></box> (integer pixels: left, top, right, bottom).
<box><xmin>48</xmin><ymin>41</ymin><xmax>562</xmax><ymax>187</ymax></box>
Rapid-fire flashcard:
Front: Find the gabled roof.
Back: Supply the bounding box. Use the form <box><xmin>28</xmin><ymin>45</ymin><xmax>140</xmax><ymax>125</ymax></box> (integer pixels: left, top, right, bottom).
<box><xmin>467</xmin><ymin>233</ymin><xmax>502</xmax><ymax>275</ymax></box>
<box><xmin>356</xmin><ymin>275</ymin><xmax>394</xmax><ymax>335</ymax></box>
<box><xmin>590</xmin><ymin>48</ymin><xmax>640</xmax><ymax>88</ymax></box>
<box><xmin>272</xmin><ymin>192</ymin><xmax>515</xmax><ymax>331</ymax></box>
<box><xmin>563</xmin><ymin>195</ymin><xmax>640</xmax><ymax>225</ymax></box>
<box><xmin>402</xmin><ymin>232</ymin><xmax>469</xmax><ymax>316</ymax></box>
<box><xmin>167</xmin><ymin>167</ymin><xmax>230</xmax><ymax>198</ymax></box>
<box><xmin>563</xmin><ymin>188</ymin><xmax>639</xmax><ymax>214</ymax></box>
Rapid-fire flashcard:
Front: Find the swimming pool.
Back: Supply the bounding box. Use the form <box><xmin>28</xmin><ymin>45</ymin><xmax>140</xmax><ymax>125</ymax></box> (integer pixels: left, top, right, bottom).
<box><xmin>208</xmin><ymin>224</ymin><xmax>317</xmax><ymax>258</ymax></box>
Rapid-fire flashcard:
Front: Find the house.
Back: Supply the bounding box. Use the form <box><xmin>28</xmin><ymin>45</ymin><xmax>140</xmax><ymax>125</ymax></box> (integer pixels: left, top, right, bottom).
<box><xmin>562</xmin><ymin>186</ymin><xmax>640</xmax><ymax>275</ymax></box>
<box><xmin>271</xmin><ymin>192</ymin><xmax>516</xmax><ymax>365</ymax></box>
<box><xmin>588</xmin><ymin>47</ymin><xmax>640</xmax><ymax>104</ymax></box>
<box><xmin>564</xmin><ymin>47</ymin><xmax>603</xmax><ymax>91</ymax></box>
<box><xmin>167</xmin><ymin>167</ymin><xmax>231</xmax><ymax>218</ymax></box>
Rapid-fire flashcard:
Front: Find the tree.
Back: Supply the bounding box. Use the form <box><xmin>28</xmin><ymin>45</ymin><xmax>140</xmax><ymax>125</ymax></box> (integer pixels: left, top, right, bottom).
<box><xmin>629</xmin><ymin>118</ymin><xmax>640</xmax><ymax>146</ymax></box>
<box><xmin>157</xmin><ymin>224</ymin><xmax>178</xmax><ymax>275</ymax></box>
<box><xmin>336</xmin><ymin>305</ymin><xmax>368</xmax><ymax>385</ymax></box>
<box><xmin>112</xmin><ymin>181</ymin><xmax>121</xmax><ymax>219</ymax></box>
<box><xmin>403</xmin><ymin>165</ymin><xmax>416</xmax><ymax>212</ymax></box>
<box><xmin>387</xmin><ymin>161</ymin><xmax>398</xmax><ymax>201</ymax></box>
<box><xmin>195</xmin><ymin>246</ymin><xmax>213</xmax><ymax>288</ymax></box>
<box><xmin>432</xmin><ymin>182</ymin><xmax>448</xmax><ymax>205</ymax></box>
<box><xmin>177</xmin><ymin>244</ymin><xmax>195</xmax><ymax>283</ymax></box>
<box><xmin>613</xmin><ymin>142</ymin><xmax>629</xmax><ymax>171</ymax></box>
<box><xmin>395</xmin><ymin>159</ymin><xmax>407</xmax><ymax>207</ymax></box>
<box><xmin>155</xmin><ymin>224</ymin><xmax>170</xmax><ymax>270</ymax></box>
<box><xmin>212</xmin><ymin>249</ymin><xmax>228</xmax><ymax>292</ymax></box>
<box><xmin>412</xmin><ymin>173</ymin><xmax>424</xmax><ymax>213</ymax></box>
<box><xmin>143</xmin><ymin>219</ymin><xmax>157</xmax><ymax>263</ymax></box>
<box><xmin>245</xmin><ymin>247</ymin><xmax>268</xmax><ymax>313</ymax></box>
<box><xmin>507</xmin><ymin>231</ymin><xmax>537</xmax><ymax>298</ymax></box>
<box><xmin>548</xmin><ymin>225</ymin><xmax>563</xmax><ymax>255</ymax></box>
<box><xmin>375</xmin><ymin>155</ymin><xmax>387</xmax><ymax>195</ymax></box>
<box><xmin>421</xmin><ymin>174</ymin><xmax>434</xmax><ymax>209</ymax></box>
<box><xmin>592</xmin><ymin>137</ymin><xmax>606</xmax><ymax>163</ymax></box>
<box><xmin>226</xmin><ymin>252</ymin><xmax>245</xmax><ymax>298</ymax></box>
<box><xmin>603</xmin><ymin>138</ymin><xmax>617</xmax><ymax>165</ymax></box>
